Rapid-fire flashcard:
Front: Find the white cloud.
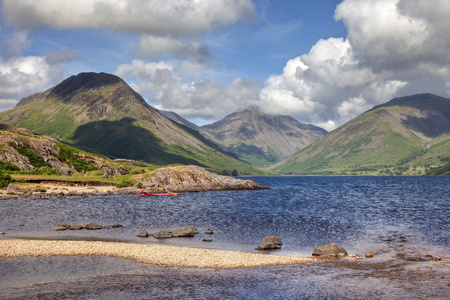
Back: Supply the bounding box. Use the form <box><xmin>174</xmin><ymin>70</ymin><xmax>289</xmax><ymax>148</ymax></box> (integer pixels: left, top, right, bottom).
<box><xmin>0</xmin><ymin>55</ymin><xmax>55</xmax><ymax>110</ymax></box>
<box><xmin>2</xmin><ymin>0</ymin><xmax>255</xmax><ymax>36</ymax></box>
<box><xmin>115</xmin><ymin>59</ymin><xmax>260</xmax><ymax>120</ymax></box>
<box><xmin>136</xmin><ymin>35</ymin><xmax>212</xmax><ymax>65</ymax></box>
<box><xmin>260</xmin><ymin>0</ymin><xmax>450</xmax><ymax>129</ymax></box>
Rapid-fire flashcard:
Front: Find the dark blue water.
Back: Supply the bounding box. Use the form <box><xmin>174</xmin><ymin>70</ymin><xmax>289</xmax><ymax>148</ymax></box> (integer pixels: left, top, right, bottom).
<box><xmin>1</xmin><ymin>176</ymin><xmax>449</xmax><ymax>256</ymax></box>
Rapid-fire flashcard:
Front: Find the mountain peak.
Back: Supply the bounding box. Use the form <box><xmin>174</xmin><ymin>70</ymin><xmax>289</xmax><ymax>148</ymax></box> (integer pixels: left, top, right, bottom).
<box><xmin>49</xmin><ymin>72</ymin><xmax>125</xmax><ymax>101</ymax></box>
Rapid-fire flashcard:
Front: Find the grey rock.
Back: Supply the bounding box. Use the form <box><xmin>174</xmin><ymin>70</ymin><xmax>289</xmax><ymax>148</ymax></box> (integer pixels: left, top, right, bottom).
<box><xmin>54</xmin><ymin>224</ymin><xmax>71</xmax><ymax>231</ymax></box>
<box><xmin>69</xmin><ymin>223</ymin><xmax>83</xmax><ymax>230</ymax></box>
<box><xmin>7</xmin><ymin>184</ymin><xmax>22</xmax><ymax>193</ymax></box>
<box><xmin>185</xmin><ymin>225</ymin><xmax>199</xmax><ymax>234</ymax></box>
<box><xmin>256</xmin><ymin>236</ymin><xmax>283</xmax><ymax>250</ymax></box>
<box><xmin>312</xmin><ymin>243</ymin><xmax>347</xmax><ymax>257</ymax></box>
<box><xmin>172</xmin><ymin>227</ymin><xmax>195</xmax><ymax>237</ymax></box>
<box><xmin>85</xmin><ymin>222</ymin><xmax>103</xmax><ymax>230</ymax></box>
<box><xmin>137</xmin><ymin>229</ymin><xmax>149</xmax><ymax>237</ymax></box>
<box><xmin>151</xmin><ymin>230</ymin><xmax>173</xmax><ymax>239</ymax></box>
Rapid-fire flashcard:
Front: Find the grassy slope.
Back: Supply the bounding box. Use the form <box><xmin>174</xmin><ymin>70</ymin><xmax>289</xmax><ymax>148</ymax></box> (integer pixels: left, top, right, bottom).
<box><xmin>271</xmin><ymin>100</ymin><xmax>450</xmax><ymax>175</ymax></box>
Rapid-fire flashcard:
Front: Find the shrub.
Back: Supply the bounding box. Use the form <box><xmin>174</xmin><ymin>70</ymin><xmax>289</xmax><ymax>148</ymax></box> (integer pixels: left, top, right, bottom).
<box><xmin>0</xmin><ymin>173</ymin><xmax>12</xmax><ymax>188</ymax></box>
<box><xmin>116</xmin><ymin>179</ymin><xmax>134</xmax><ymax>188</ymax></box>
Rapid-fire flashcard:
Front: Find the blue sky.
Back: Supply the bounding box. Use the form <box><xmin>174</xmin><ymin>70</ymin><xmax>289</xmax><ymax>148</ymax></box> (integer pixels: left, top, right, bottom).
<box><xmin>1</xmin><ymin>0</ymin><xmax>449</xmax><ymax>130</ymax></box>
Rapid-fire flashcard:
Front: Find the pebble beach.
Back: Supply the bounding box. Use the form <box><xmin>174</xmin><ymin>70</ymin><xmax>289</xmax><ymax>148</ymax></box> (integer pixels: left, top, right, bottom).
<box><xmin>0</xmin><ymin>239</ymin><xmax>318</xmax><ymax>269</ymax></box>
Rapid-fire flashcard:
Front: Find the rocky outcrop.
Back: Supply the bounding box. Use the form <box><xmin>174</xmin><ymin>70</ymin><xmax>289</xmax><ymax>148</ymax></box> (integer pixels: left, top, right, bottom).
<box><xmin>0</xmin><ymin>125</ymin><xmax>128</xmax><ymax>176</ymax></box>
<box><xmin>139</xmin><ymin>165</ymin><xmax>268</xmax><ymax>192</ymax></box>
<box><xmin>256</xmin><ymin>236</ymin><xmax>283</xmax><ymax>250</ymax></box>
<box><xmin>312</xmin><ymin>243</ymin><xmax>347</xmax><ymax>257</ymax></box>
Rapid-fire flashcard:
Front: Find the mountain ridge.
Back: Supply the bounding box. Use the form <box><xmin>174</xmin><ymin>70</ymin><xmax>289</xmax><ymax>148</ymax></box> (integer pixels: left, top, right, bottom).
<box><xmin>199</xmin><ymin>106</ymin><xmax>327</xmax><ymax>167</ymax></box>
<box><xmin>271</xmin><ymin>93</ymin><xmax>450</xmax><ymax>175</ymax></box>
<box><xmin>0</xmin><ymin>72</ymin><xmax>265</xmax><ymax>175</ymax></box>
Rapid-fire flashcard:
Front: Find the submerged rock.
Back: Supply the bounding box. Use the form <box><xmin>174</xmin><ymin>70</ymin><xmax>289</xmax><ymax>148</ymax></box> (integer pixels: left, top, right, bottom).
<box><xmin>256</xmin><ymin>236</ymin><xmax>283</xmax><ymax>250</ymax></box>
<box><xmin>312</xmin><ymin>243</ymin><xmax>347</xmax><ymax>257</ymax></box>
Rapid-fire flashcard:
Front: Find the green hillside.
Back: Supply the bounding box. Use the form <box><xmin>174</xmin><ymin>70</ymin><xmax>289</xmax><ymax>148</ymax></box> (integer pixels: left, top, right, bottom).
<box><xmin>271</xmin><ymin>94</ymin><xmax>450</xmax><ymax>175</ymax></box>
<box><xmin>0</xmin><ymin>72</ymin><xmax>266</xmax><ymax>175</ymax></box>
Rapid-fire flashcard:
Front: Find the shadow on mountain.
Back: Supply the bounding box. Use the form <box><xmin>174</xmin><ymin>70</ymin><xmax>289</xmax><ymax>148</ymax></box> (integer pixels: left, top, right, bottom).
<box><xmin>71</xmin><ymin>117</ymin><xmax>202</xmax><ymax>165</ymax></box>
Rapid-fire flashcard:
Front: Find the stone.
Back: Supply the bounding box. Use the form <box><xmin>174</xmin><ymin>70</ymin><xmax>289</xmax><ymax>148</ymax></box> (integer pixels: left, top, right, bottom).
<box><xmin>137</xmin><ymin>229</ymin><xmax>149</xmax><ymax>237</ymax></box>
<box><xmin>112</xmin><ymin>223</ymin><xmax>122</xmax><ymax>228</ymax></box>
<box><xmin>202</xmin><ymin>238</ymin><xmax>213</xmax><ymax>242</ymax></box>
<box><xmin>349</xmin><ymin>254</ymin><xmax>357</xmax><ymax>258</ymax></box>
<box><xmin>205</xmin><ymin>229</ymin><xmax>214</xmax><ymax>234</ymax></box>
<box><xmin>312</xmin><ymin>243</ymin><xmax>347</xmax><ymax>257</ymax></box>
<box><xmin>151</xmin><ymin>230</ymin><xmax>173</xmax><ymax>239</ymax></box>
<box><xmin>365</xmin><ymin>253</ymin><xmax>374</xmax><ymax>258</ymax></box>
<box><xmin>186</xmin><ymin>225</ymin><xmax>199</xmax><ymax>234</ymax></box>
<box><xmin>256</xmin><ymin>236</ymin><xmax>283</xmax><ymax>250</ymax></box>
<box><xmin>85</xmin><ymin>222</ymin><xmax>103</xmax><ymax>230</ymax></box>
<box><xmin>7</xmin><ymin>184</ymin><xmax>22</xmax><ymax>193</ymax></box>
<box><xmin>69</xmin><ymin>223</ymin><xmax>83</xmax><ymax>230</ymax></box>
<box><xmin>54</xmin><ymin>224</ymin><xmax>71</xmax><ymax>231</ymax></box>
<box><xmin>172</xmin><ymin>227</ymin><xmax>195</xmax><ymax>237</ymax></box>
<box><xmin>431</xmin><ymin>256</ymin><xmax>441</xmax><ymax>261</ymax></box>
<box><xmin>0</xmin><ymin>232</ymin><xmax>5</xmax><ymax>235</ymax></box>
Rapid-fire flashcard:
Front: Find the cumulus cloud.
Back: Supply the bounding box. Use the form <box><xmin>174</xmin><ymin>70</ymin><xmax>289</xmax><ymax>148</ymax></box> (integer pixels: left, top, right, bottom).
<box><xmin>0</xmin><ymin>55</ymin><xmax>54</xmax><ymax>110</ymax></box>
<box><xmin>260</xmin><ymin>0</ymin><xmax>450</xmax><ymax>130</ymax></box>
<box><xmin>2</xmin><ymin>0</ymin><xmax>255</xmax><ymax>36</ymax></box>
<box><xmin>115</xmin><ymin>59</ymin><xmax>260</xmax><ymax>120</ymax></box>
<box><xmin>0</xmin><ymin>29</ymin><xmax>79</xmax><ymax>110</ymax></box>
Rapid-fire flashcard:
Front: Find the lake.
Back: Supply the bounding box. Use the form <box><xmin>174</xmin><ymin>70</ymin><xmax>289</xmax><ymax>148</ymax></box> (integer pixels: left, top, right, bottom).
<box><xmin>1</xmin><ymin>176</ymin><xmax>449</xmax><ymax>299</ymax></box>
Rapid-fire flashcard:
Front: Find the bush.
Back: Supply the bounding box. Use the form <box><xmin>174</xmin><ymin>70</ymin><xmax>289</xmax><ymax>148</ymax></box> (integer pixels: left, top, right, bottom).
<box><xmin>116</xmin><ymin>179</ymin><xmax>134</xmax><ymax>188</ymax></box>
<box><xmin>0</xmin><ymin>173</ymin><xmax>12</xmax><ymax>188</ymax></box>
<box><xmin>21</xmin><ymin>167</ymin><xmax>61</xmax><ymax>176</ymax></box>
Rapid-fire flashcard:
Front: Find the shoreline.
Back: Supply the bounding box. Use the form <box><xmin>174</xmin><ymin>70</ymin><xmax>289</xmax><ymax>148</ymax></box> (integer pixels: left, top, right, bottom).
<box><xmin>0</xmin><ymin>239</ymin><xmax>320</xmax><ymax>269</ymax></box>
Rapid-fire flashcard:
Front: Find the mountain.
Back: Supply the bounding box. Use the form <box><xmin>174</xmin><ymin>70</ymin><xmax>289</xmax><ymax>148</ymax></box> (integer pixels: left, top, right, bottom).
<box><xmin>271</xmin><ymin>93</ymin><xmax>450</xmax><ymax>175</ymax></box>
<box><xmin>0</xmin><ymin>72</ymin><xmax>265</xmax><ymax>175</ymax></box>
<box><xmin>200</xmin><ymin>106</ymin><xmax>327</xmax><ymax>167</ymax></box>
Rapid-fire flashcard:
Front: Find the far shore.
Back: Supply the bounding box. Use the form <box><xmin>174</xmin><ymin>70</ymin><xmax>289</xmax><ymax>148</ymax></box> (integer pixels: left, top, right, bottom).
<box><xmin>0</xmin><ymin>240</ymin><xmax>319</xmax><ymax>269</ymax></box>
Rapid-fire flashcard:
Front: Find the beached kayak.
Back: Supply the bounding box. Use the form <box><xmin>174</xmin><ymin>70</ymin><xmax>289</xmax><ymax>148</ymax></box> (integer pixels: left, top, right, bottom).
<box><xmin>132</xmin><ymin>192</ymin><xmax>182</xmax><ymax>197</ymax></box>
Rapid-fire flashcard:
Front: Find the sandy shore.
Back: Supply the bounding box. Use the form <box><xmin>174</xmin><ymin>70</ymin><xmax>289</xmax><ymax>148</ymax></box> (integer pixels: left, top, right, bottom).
<box><xmin>0</xmin><ymin>240</ymin><xmax>319</xmax><ymax>269</ymax></box>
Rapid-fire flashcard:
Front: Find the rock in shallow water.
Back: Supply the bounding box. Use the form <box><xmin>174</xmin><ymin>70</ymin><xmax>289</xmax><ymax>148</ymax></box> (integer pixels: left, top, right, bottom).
<box><xmin>85</xmin><ymin>223</ymin><xmax>103</xmax><ymax>230</ymax></box>
<box><xmin>151</xmin><ymin>230</ymin><xmax>173</xmax><ymax>239</ymax></box>
<box><xmin>312</xmin><ymin>243</ymin><xmax>347</xmax><ymax>257</ymax></box>
<box><xmin>54</xmin><ymin>224</ymin><xmax>70</xmax><ymax>231</ymax></box>
<box><xmin>256</xmin><ymin>236</ymin><xmax>283</xmax><ymax>250</ymax></box>
<box><xmin>137</xmin><ymin>229</ymin><xmax>149</xmax><ymax>237</ymax></box>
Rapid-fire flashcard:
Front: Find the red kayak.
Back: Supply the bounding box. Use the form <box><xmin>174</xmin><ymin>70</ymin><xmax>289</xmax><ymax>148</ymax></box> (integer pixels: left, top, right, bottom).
<box><xmin>132</xmin><ymin>192</ymin><xmax>182</xmax><ymax>197</ymax></box>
